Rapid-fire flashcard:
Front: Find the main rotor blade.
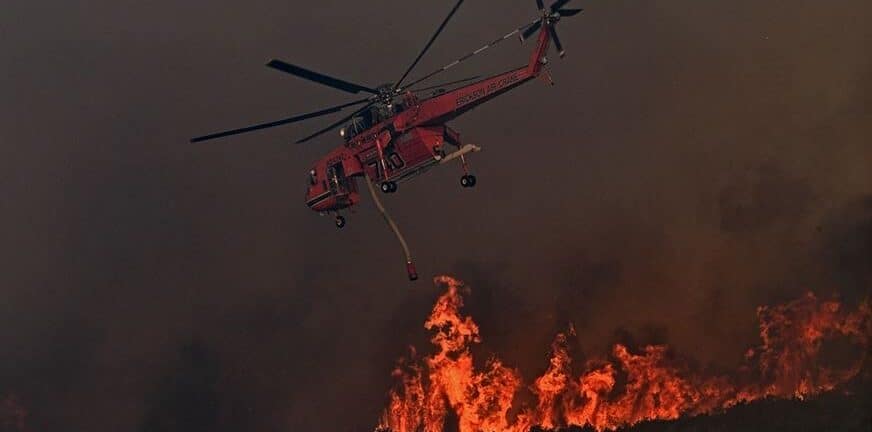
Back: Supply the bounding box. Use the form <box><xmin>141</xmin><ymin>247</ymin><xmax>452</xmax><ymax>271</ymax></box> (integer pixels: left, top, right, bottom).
<box><xmin>548</xmin><ymin>26</ymin><xmax>565</xmax><ymax>58</ymax></box>
<box><xmin>558</xmin><ymin>8</ymin><xmax>583</xmax><ymax>17</ymax></box>
<box><xmin>522</xmin><ymin>20</ymin><xmax>542</xmax><ymax>40</ymax></box>
<box><xmin>536</xmin><ymin>0</ymin><xmax>545</xmax><ymax>10</ymax></box>
<box><xmin>296</xmin><ymin>101</ymin><xmax>376</xmax><ymax>144</ymax></box>
<box><xmin>550</xmin><ymin>0</ymin><xmax>571</xmax><ymax>11</ymax></box>
<box><xmin>410</xmin><ymin>75</ymin><xmax>481</xmax><ymax>93</ymax></box>
<box><xmin>393</xmin><ymin>0</ymin><xmax>465</xmax><ymax>91</ymax></box>
<box><xmin>266</xmin><ymin>59</ymin><xmax>378</xmax><ymax>95</ymax></box>
<box><xmin>190</xmin><ymin>98</ymin><xmax>370</xmax><ymax>143</ymax></box>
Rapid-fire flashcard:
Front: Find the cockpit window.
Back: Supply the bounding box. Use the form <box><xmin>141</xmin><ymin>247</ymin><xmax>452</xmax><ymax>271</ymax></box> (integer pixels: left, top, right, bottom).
<box><xmin>342</xmin><ymin>116</ymin><xmax>370</xmax><ymax>140</ymax></box>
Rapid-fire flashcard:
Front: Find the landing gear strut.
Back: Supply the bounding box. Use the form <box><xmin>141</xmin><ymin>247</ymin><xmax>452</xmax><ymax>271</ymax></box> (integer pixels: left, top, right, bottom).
<box><xmin>335</xmin><ymin>215</ymin><xmax>346</xmax><ymax>228</ymax></box>
<box><xmin>380</xmin><ymin>181</ymin><xmax>398</xmax><ymax>194</ymax></box>
<box><xmin>458</xmin><ymin>153</ymin><xmax>476</xmax><ymax>188</ymax></box>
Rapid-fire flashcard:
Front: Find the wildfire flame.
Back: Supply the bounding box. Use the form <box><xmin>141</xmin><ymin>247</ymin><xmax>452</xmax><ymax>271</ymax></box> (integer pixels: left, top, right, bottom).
<box><xmin>378</xmin><ymin>276</ymin><xmax>870</xmax><ymax>432</ymax></box>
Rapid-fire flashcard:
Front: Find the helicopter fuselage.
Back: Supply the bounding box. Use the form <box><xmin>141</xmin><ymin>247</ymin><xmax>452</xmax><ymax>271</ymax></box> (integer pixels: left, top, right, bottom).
<box><xmin>305</xmin><ymin>25</ymin><xmax>552</xmax><ymax>214</ymax></box>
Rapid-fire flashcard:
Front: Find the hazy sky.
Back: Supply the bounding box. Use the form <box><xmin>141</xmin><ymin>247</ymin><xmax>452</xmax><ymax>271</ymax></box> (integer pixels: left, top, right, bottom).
<box><xmin>1</xmin><ymin>1</ymin><xmax>870</xmax><ymax>430</ymax></box>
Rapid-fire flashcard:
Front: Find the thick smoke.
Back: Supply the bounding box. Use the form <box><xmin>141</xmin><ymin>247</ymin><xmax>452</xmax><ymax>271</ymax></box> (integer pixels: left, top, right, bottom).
<box><xmin>0</xmin><ymin>1</ymin><xmax>869</xmax><ymax>431</ymax></box>
<box><xmin>139</xmin><ymin>341</ymin><xmax>221</xmax><ymax>432</ymax></box>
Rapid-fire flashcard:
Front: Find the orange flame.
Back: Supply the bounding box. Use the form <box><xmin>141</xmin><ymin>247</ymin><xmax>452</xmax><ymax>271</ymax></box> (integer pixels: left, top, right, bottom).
<box><xmin>378</xmin><ymin>277</ymin><xmax>870</xmax><ymax>432</ymax></box>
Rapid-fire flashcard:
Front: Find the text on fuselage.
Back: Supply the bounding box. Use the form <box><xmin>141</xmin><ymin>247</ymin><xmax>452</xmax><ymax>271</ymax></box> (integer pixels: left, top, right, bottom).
<box><xmin>454</xmin><ymin>72</ymin><xmax>521</xmax><ymax>107</ymax></box>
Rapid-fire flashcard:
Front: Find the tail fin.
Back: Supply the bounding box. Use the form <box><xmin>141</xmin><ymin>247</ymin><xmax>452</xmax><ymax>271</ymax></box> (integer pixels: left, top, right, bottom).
<box><xmin>521</xmin><ymin>0</ymin><xmax>583</xmax><ymax>59</ymax></box>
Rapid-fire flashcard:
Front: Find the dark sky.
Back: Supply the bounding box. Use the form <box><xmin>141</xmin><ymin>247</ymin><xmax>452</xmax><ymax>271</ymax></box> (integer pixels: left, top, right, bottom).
<box><xmin>1</xmin><ymin>1</ymin><xmax>870</xmax><ymax>431</ymax></box>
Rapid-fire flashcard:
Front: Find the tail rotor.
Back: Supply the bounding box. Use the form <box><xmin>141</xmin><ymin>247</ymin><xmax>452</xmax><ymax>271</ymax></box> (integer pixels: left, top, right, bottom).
<box><xmin>522</xmin><ymin>0</ymin><xmax>582</xmax><ymax>58</ymax></box>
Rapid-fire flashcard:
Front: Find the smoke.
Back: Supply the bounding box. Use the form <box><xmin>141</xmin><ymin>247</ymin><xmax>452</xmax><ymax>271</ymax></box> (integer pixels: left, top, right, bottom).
<box><xmin>819</xmin><ymin>196</ymin><xmax>872</xmax><ymax>300</ymax></box>
<box><xmin>0</xmin><ymin>0</ymin><xmax>869</xmax><ymax>430</ymax></box>
<box><xmin>139</xmin><ymin>341</ymin><xmax>221</xmax><ymax>432</ymax></box>
<box><xmin>0</xmin><ymin>395</ymin><xmax>28</xmax><ymax>432</ymax></box>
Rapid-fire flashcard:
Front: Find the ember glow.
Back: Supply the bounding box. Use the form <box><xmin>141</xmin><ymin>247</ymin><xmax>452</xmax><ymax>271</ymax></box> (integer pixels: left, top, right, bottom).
<box><xmin>378</xmin><ymin>276</ymin><xmax>871</xmax><ymax>432</ymax></box>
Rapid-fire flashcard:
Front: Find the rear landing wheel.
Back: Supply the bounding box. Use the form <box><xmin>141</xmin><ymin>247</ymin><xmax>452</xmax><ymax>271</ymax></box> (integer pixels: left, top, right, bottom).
<box><xmin>461</xmin><ymin>175</ymin><xmax>477</xmax><ymax>188</ymax></box>
<box><xmin>335</xmin><ymin>215</ymin><xmax>346</xmax><ymax>228</ymax></box>
<box><xmin>380</xmin><ymin>181</ymin><xmax>397</xmax><ymax>194</ymax></box>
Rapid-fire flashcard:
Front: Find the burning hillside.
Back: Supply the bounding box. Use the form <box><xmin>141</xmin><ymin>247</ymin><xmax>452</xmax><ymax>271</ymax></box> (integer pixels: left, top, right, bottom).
<box><xmin>377</xmin><ymin>276</ymin><xmax>870</xmax><ymax>432</ymax></box>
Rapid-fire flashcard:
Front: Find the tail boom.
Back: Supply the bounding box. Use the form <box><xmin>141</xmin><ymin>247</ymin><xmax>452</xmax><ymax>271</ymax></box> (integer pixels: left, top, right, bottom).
<box><xmin>396</xmin><ymin>23</ymin><xmax>553</xmax><ymax>129</ymax></box>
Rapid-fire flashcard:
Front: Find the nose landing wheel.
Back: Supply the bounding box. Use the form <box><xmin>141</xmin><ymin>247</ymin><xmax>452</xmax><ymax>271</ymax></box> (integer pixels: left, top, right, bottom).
<box><xmin>335</xmin><ymin>215</ymin><xmax>346</xmax><ymax>228</ymax></box>
<box><xmin>460</xmin><ymin>175</ymin><xmax>477</xmax><ymax>188</ymax></box>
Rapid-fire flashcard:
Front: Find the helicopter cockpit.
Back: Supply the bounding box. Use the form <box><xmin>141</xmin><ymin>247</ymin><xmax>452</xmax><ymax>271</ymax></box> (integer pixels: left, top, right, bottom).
<box><xmin>341</xmin><ymin>106</ymin><xmax>378</xmax><ymax>141</ymax></box>
<box><xmin>340</xmin><ymin>101</ymin><xmax>409</xmax><ymax>141</ymax></box>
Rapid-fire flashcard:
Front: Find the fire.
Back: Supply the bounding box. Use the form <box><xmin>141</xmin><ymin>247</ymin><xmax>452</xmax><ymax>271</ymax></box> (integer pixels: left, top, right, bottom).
<box><xmin>378</xmin><ymin>277</ymin><xmax>870</xmax><ymax>432</ymax></box>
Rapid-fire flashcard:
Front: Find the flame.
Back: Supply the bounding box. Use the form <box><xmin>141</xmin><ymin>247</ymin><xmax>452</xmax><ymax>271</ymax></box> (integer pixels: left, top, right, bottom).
<box><xmin>378</xmin><ymin>277</ymin><xmax>870</xmax><ymax>432</ymax></box>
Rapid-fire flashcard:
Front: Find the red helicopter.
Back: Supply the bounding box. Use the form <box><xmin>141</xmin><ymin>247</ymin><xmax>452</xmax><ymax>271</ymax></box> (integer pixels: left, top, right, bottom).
<box><xmin>191</xmin><ymin>0</ymin><xmax>581</xmax><ymax>280</ymax></box>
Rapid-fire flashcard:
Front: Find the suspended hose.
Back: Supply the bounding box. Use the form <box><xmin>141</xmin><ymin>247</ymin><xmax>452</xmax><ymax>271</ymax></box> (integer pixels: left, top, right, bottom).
<box><xmin>365</xmin><ymin>179</ymin><xmax>418</xmax><ymax>281</ymax></box>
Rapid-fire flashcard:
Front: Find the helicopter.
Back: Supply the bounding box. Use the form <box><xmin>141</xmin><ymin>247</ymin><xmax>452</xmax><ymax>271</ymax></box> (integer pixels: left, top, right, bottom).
<box><xmin>191</xmin><ymin>0</ymin><xmax>581</xmax><ymax>280</ymax></box>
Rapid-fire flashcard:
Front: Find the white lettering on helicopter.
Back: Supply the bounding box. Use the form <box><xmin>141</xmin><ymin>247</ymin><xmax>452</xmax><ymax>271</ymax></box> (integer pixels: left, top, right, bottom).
<box><xmin>455</xmin><ymin>72</ymin><xmax>521</xmax><ymax>107</ymax></box>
